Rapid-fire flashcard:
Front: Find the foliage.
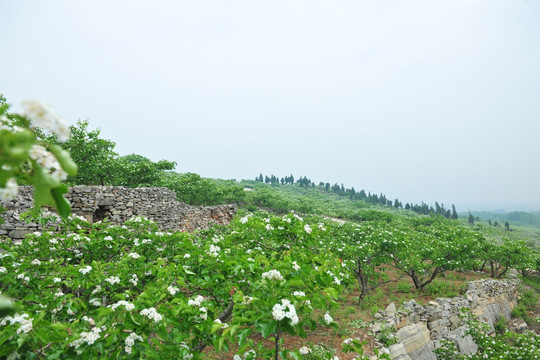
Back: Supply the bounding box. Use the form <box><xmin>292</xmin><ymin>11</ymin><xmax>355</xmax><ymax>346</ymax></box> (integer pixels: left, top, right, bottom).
<box><xmin>0</xmin><ymin>212</ymin><xmax>345</xmax><ymax>359</ymax></box>
<box><xmin>435</xmin><ymin>310</ymin><xmax>540</xmax><ymax>360</ymax></box>
<box><xmin>58</xmin><ymin>120</ymin><xmax>176</xmax><ymax>188</ymax></box>
<box><xmin>160</xmin><ymin>172</ymin><xmax>245</xmax><ymax>206</ymax></box>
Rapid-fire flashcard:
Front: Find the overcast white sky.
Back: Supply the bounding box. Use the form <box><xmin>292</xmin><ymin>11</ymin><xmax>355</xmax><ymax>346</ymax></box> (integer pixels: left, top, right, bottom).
<box><xmin>1</xmin><ymin>0</ymin><xmax>539</xmax><ymax>211</ymax></box>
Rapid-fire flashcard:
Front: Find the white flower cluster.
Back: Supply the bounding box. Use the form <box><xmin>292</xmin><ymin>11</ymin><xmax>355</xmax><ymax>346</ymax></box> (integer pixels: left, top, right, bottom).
<box><xmin>304</xmin><ymin>224</ymin><xmax>312</xmax><ymax>234</ymax></box>
<box><xmin>128</xmin><ymin>252</ymin><xmax>140</xmax><ymax>259</ymax></box>
<box><xmin>129</xmin><ymin>274</ymin><xmax>138</xmax><ymax>286</ymax></box>
<box><xmin>19</xmin><ymin>100</ymin><xmax>70</xmax><ymax>142</ymax></box>
<box><xmin>299</xmin><ymin>346</ymin><xmax>312</xmax><ymax>355</ymax></box>
<box><xmin>199</xmin><ymin>307</ymin><xmax>208</xmax><ymax>320</ymax></box>
<box><xmin>0</xmin><ymin>266</ymin><xmax>6</xmax><ymax>273</ymax></box>
<box><xmin>69</xmin><ymin>327</ymin><xmax>102</xmax><ymax>348</ymax></box>
<box><xmin>265</xmin><ymin>224</ymin><xmax>274</xmax><ymax>231</ymax></box>
<box><xmin>208</xmin><ymin>245</ymin><xmax>220</xmax><ymax>257</ymax></box>
<box><xmin>28</xmin><ymin>145</ymin><xmax>67</xmax><ymax>181</ymax></box>
<box><xmin>124</xmin><ymin>332</ymin><xmax>143</xmax><ymax>354</ymax></box>
<box><xmin>272</xmin><ymin>299</ymin><xmax>298</xmax><ymax>325</ymax></box>
<box><xmin>0</xmin><ymin>313</ymin><xmax>33</xmax><ymax>334</ymax></box>
<box><xmin>16</xmin><ymin>273</ymin><xmax>29</xmax><ymax>282</ymax></box>
<box><xmin>239</xmin><ymin>215</ymin><xmax>252</xmax><ymax>224</ymax></box>
<box><xmin>292</xmin><ymin>261</ymin><xmax>301</xmax><ymax>271</ymax></box>
<box><xmin>109</xmin><ymin>301</ymin><xmax>135</xmax><ymax>311</ymax></box>
<box><xmin>89</xmin><ymin>298</ymin><xmax>101</xmax><ymax>307</ymax></box>
<box><xmin>324</xmin><ymin>312</ymin><xmax>334</xmax><ymax>324</ymax></box>
<box><xmin>168</xmin><ymin>285</ymin><xmax>179</xmax><ymax>295</ymax></box>
<box><xmin>293</xmin><ymin>291</ymin><xmax>305</xmax><ymax>297</ymax></box>
<box><xmin>140</xmin><ymin>307</ymin><xmax>162</xmax><ymax>323</ymax></box>
<box><xmin>0</xmin><ymin>178</ymin><xmax>18</xmax><ymax>204</ymax></box>
<box><xmin>105</xmin><ymin>276</ymin><xmax>120</xmax><ymax>285</ymax></box>
<box><xmin>233</xmin><ymin>350</ymin><xmax>257</xmax><ymax>360</ymax></box>
<box><xmin>78</xmin><ymin>265</ymin><xmax>92</xmax><ymax>274</ymax></box>
<box><xmin>292</xmin><ymin>212</ymin><xmax>303</xmax><ymax>222</ymax></box>
<box><xmin>188</xmin><ymin>295</ymin><xmax>205</xmax><ymax>307</ymax></box>
<box><xmin>262</xmin><ymin>269</ymin><xmax>283</xmax><ymax>281</ymax></box>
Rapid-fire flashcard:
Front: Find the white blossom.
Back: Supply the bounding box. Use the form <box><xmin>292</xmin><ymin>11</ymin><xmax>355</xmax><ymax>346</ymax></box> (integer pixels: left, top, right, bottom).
<box><xmin>109</xmin><ymin>301</ymin><xmax>135</xmax><ymax>311</ymax></box>
<box><xmin>299</xmin><ymin>346</ymin><xmax>311</xmax><ymax>355</ymax></box>
<box><xmin>272</xmin><ymin>299</ymin><xmax>298</xmax><ymax>325</ymax></box>
<box><xmin>124</xmin><ymin>332</ymin><xmax>143</xmax><ymax>354</ymax></box>
<box><xmin>0</xmin><ymin>178</ymin><xmax>18</xmax><ymax>204</ymax></box>
<box><xmin>324</xmin><ymin>312</ymin><xmax>333</xmax><ymax>324</ymax></box>
<box><xmin>199</xmin><ymin>307</ymin><xmax>208</xmax><ymax>320</ymax></box>
<box><xmin>1</xmin><ymin>313</ymin><xmax>33</xmax><ymax>334</ymax></box>
<box><xmin>262</xmin><ymin>270</ymin><xmax>284</xmax><ymax>281</ymax></box>
<box><xmin>188</xmin><ymin>295</ymin><xmax>205</xmax><ymax>307</ymax></box>
<box><xmin>19</xmin><ymin>100</ymin><xmax>70</xmax><ymax>142</ymax></box>
<box><xmin>69</xmin><ymin>327</ymin><xmax>102</xmax><ymax>348</ymax></box>
<box><xmin>128</xmin><ymin>252</ymin><xmax>140</xmax><ymax>259</ymax></box>
<box><xmin>28</xmin><ymin>145</ymin><xmax>67</xmax><ymax>181</ymax></box>
<box><xmin>79</xmin><ymin>265</ymin><xmax>92</xmax><ymax>274</ymax></box>
<box><xmin>105</xmin><ymin>276</ymin><xmax>120</xmax><ymax>285</ymax></box>
<box><xmin>208</xmin><ymin>244</ymin><xmax>220</xmax><ymax>257</ymax></box>
<box><xmin>140</xmin><ymin>307</ymin><xmax>162</xmax><ymax>323</ymax></box>
<box><xmin>168</xmin><ymin>285</ymin><xmax>179</xmax><ymax>295</ymax></box>
<box><xmin>304</xmin><ymin>224</ymin><xmax>312</xmax><ymax>234</ymax></box>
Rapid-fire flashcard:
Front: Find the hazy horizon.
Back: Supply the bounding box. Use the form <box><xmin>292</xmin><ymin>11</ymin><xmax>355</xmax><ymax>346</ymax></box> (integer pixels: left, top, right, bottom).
<box><xmin>1</xmin><ymin>0</ymin><xmax>539</xmax><ymax>213</ymax></box>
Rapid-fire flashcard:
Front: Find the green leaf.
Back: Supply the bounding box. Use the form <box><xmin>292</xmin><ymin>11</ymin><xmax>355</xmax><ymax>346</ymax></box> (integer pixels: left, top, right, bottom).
<box><xmin>49</xmin><ymin>145</ymin><xmax>77</xmax><ymax>175</ymax></box>
<box><xmin>51</xmin><ymin>185</ymin><xmax>71</xmax><ymax>218</ymax></box>
<box><xmin>256</xmin><ymin>321</ymin><xmax>276</xmax><ymax>338</ymax></box>
<box><xmin>323</xmin><ymin>287</ymin><xmax>338</xmax><ymax>299</ymax></box>
<box><xmin>237</xmin><ymin>328</ymin><xmax>252</xmax><ymax>346</ymax></box>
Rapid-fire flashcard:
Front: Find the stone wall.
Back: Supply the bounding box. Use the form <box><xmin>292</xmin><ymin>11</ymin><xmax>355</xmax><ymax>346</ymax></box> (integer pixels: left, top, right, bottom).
<box><xmin>371</xmin><ymin>278</ymin><xmax>524</xmax><ymax>360</ymax></box>
<box><xmin>0</xmin><ymin>186</ymin><xmax>237</xmax><ymax>239</ymax></box>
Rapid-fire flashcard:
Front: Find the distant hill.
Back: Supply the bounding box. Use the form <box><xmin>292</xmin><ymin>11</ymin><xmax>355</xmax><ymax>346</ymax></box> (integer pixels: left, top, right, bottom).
<box><xmin>460</xmin><ymin>210</ymin><xmax>540</xmax><ymax>229</ymax></box>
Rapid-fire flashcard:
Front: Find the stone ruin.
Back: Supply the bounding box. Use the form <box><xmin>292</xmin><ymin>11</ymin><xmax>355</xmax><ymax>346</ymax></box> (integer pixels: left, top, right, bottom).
<box><xmin>370</xmin><ymin>278</ymin><xmax>528</xmax><ymax>360</ymax></box>
<box><xmin>0</xmin><ymin>186</ymin><xmax>237</xmax><ymax>239</ymax></box>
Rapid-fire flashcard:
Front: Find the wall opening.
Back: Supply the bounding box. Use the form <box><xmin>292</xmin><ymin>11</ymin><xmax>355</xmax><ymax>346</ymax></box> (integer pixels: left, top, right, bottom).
<box><xmin>93</xmin><ymin>205</ymin><xmax>112</xmax><ymax>222</ymax></box>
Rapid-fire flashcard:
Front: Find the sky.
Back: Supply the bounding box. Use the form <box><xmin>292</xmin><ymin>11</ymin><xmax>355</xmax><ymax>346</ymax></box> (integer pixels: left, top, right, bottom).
<box><xmin>1</xmin><ymin>0</ymin><xmax>539</xmax><ymax>212</ymax></box>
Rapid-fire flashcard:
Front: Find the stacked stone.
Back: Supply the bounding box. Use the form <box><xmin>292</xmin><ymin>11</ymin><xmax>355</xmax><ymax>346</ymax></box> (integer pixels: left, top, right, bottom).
<box><xmin>370</xmin><ymin>279</ymin><xmax>522</xmax><ymax>360</ymax></box>
<box><xmin>0</xmin><ymin>186</ymin><xmax>237</xmax><ymax>239</ymax></box>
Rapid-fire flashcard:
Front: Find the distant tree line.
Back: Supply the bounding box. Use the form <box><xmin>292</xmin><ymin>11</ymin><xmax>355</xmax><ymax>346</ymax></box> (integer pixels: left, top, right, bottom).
<box><xmin>255</xmin><ymin>173</ymin><xmax>459</xmax><ymax>219</ymax></box>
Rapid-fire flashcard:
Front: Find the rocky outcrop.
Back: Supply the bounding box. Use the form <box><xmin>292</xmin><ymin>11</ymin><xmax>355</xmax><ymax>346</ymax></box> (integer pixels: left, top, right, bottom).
<box><xmin>371</xmin><ymin>279</ymin><xmax>521</xmax><ymax>360</ymax></box>
<box><xmin>0</xmin><ymin>186</ymin><xmax>237</xmax><ymax>239</ymax></box>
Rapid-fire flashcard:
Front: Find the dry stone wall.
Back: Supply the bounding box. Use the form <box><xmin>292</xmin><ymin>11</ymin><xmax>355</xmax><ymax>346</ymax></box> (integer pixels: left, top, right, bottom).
<box><xmin>371</xmin><ymin>278</ymin><xmax>523</xmax><ymax>360</ymax></box>
<box><xmin>0</xmin><ymin>186</ymin><xmax>237</xmax><ymax>239</ymax></box>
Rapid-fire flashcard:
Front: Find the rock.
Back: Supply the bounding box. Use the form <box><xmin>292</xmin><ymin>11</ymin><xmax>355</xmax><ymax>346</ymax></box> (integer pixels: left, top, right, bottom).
<box><xmin>385</xmin><ymin>302</ymin><xmax>397</xmax><ymax>317</ymax></box>
<box><xmin>396</xmin><ymin>323</ymin><xmax>431</xmax><ymax>355</ymax></box>
<box><xmin>374</xmin><ymin>313</ymin><xmax>383</xmax><ymax>319</ymax></box>
<box><xmin>1</xmin><ymin>186</ymin><xmax>238</xmax><ymax>238</ymax></box>
<box><xmin>388</xmin><ymin>343</ymin><xmax>412</xmax><ymax>360</ymax></box>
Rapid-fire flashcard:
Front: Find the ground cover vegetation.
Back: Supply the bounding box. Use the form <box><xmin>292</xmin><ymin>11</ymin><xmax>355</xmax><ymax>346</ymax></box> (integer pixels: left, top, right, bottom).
<box><xmin>1</xmin><ymin>97</ymin><xmax>539</xmax><ymax>359</ymax></box>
